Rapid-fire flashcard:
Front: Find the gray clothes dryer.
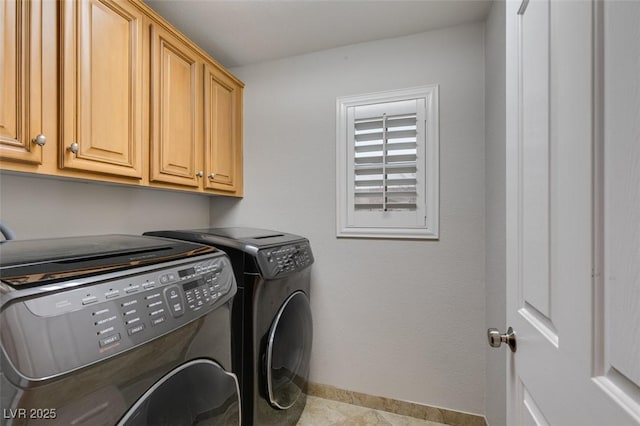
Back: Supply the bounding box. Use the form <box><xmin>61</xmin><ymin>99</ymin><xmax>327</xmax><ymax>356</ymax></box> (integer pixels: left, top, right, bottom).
<box><xmin>0</xmin><ymin>235</ymin><xmax>240</xmax><ymax>426</ymax></box>
<box><xmin>145</xmin><ymin>228</ymin><xmax>314</xmax><ymax>426</ymax></box>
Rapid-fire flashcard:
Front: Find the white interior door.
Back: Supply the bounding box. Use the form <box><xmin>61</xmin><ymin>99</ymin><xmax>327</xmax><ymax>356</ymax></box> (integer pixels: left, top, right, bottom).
<box><xmin>504</xmin><ymin>0</ymin><xmax>640</xmax><ymax>424</ymax></box>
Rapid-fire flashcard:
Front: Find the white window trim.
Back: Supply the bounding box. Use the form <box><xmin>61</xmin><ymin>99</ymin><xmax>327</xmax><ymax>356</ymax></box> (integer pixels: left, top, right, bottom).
<box><xmin>336</xmin><ymin>85</ymin><xmax>439</xmax><ymax>240</ymax></box>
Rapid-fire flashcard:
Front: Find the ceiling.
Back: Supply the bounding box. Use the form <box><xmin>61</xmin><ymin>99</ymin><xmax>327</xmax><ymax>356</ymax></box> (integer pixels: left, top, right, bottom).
<box><xmin>144</xmin><ymin>0</ymin><xmax>493</xmax><ymax>69</ymax></box>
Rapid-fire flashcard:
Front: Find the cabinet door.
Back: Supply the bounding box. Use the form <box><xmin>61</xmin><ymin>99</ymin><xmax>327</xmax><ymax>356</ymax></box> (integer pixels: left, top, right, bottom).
<box><xmin>59</xmin><ymin>0</ymin><xmax>143</xmax><ymax>178</ymax></box>
<box><xmin>149</xmin><ymin>24</ymin><xmax>202</xmax><ymax>188</ymax></box>
<box><xmin>203</xmin><ymin>63</ymin><xmax>242</xmax><ymax>194</ymax></box>
<box><xmin>1</xmin><ymin>0</ymin><xmax>47</xmax><ymax>164</ymax></box>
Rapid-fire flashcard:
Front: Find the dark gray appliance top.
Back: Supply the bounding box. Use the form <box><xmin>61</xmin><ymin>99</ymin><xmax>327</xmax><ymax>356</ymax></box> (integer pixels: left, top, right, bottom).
<box><xmin>145</xmin><ymin>228</ymin><xmax>314</xmax><ymax>279</ymax></box>
<box><xmin>145</xmin><ymin>227</ymin><xmax>307</xmax><ymax>253</ymax></box>
<box><xmin>0</xmin><ymin>234</ymin><xmax>215</xmax><ymax>288</ymax></box>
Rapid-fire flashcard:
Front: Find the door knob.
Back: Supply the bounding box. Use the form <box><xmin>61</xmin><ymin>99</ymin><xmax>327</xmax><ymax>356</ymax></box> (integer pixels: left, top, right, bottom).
<box><xmin>487</xmin><ymin>327</ymin><xmax>517</xmax><ymax>353</ymax></box>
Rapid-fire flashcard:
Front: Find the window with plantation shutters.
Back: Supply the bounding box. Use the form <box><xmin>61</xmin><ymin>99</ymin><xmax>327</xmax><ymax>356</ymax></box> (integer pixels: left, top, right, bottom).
<box><xmin>353</xmin><ymin>101</ymin><xmax>420</xmax><ymax>212</ymax></box>
<box><xmin>336</xmin><ymin>86</ymin><xmax>439</xmax><ymax>239</ymax></box>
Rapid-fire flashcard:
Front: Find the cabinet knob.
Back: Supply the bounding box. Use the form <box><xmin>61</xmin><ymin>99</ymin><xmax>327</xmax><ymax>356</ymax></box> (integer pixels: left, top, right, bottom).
<box><xmin>196</xmin><ymin>171</ymin><xmax>204</xmax><ymax>178</ymax></box>
<box><xmin>32</xmin><ymin>134</ymin><xmax>46</xmax><ymax>147</ymax></box>
<box><xmin>208</xmin><ymin>173</ymin><xmax>216</xmax><ymax>180</ymax></box>
<box><xmin>67</xmin><ymin>143</ymin><xmax>79</xmax><ymax>156</ymax></box>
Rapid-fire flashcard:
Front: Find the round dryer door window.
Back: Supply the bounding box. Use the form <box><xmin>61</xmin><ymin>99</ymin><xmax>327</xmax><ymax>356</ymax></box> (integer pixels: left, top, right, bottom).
<box><xmin>118</xmin><ymin>359</ymin><xmax>240</xmax><ymax>425</ymax></box>
<box><xmin>266</xmin><ymin>291</ymin><xmax>313</xmax><ymax>410</ymax></box>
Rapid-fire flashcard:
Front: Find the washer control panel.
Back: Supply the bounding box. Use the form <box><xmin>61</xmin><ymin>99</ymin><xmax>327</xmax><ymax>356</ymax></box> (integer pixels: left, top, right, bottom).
<box><xmin>256</xmin><ymin>241</ymin><xmax>314</xmax><ymax>279</ymax></box>
<box><xmin>0</xmin><ymin>252</ymin><xmax>236</xmax><ymax>381</ymax></box>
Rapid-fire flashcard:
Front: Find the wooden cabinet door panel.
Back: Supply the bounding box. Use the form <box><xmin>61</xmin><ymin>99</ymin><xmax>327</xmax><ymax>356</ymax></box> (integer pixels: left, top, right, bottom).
<box><xmin>1</xmin><ymin>0</ymin><xmax>45</xmax><ymax>164</ymax></box>
<box><xmin>204</xmin><ymin>63</ymin><xmax>241</xmax><ymax>193</ymax></box>
<box><xmin>150</xmin><ymin>24</ymin><xmax>201</xmax><ymax>188</ymax></box>
<box><xmin>60</xmin><ymin>0</ymin><xmax>143</xmax><ymax>178</ymax></box>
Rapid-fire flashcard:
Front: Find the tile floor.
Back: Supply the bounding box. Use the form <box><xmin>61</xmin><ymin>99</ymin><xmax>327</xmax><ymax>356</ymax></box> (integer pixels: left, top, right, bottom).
<box><xmin>297</xmin><ymin>396</ymin><xmax>447</xmax><ymax>426</ymax></box>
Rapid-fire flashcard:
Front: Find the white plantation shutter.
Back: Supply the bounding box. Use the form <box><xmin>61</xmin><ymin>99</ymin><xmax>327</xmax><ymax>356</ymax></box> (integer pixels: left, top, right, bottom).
<box><xmin>336</xmin><ymin>86</ymin><xmax>439</xmax><ymax>239</ymax></box>
<box><xmin>353</xmin><ymin>100</ymin><xmax>421</xmax><ymax>212</ymax></box>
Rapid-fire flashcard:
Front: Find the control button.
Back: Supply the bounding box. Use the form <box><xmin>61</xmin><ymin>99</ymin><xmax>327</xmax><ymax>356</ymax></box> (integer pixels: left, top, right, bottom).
<box><xmin>163</xmin><ymin>285</ymin><xmax>184</xmax><ymax>317</ymax></box>
<box><xmin>128</xmin><ymin>324</ymin><xmax>145</xmax><ymax>336</ymax></box>
<box><xmin>167</xmin><ymin>288</ymin><xmax>179</xmax><ymax>300</ymax></box>
<box><xmin>160</xmin><ymin>273</ymin><xmax>178</xmax><ymax>284</ymax></box>
<box><xmin>125</xmin><ymin>317</ymin><xmax>140</xmax><ymax>326</ymax></box>
<box><xmin>82</xmin><ymin>296</ymin><xmax>98</xmax><ymax>305</ymax></box>
<box><xmin>95</xmin><ymin>315</ymin><xmax>117</xmax><ymax>326</ymax></box>
<box><xmin>151</xmin><ymin>316</ymin><xmax>166</xmax><ymax>326</ymax></box>
<box><xmin>171</xmin><ymin>302</ymin><xmax>184</xmax><ymax>316</ymax></box>
<box><xmin>142</xmin><ymin>282</ymin><xmax>155</xmax><ymax>290</ymax></box>
<box><xmin>99</xmin><ymin>333</ymin><xmax>121</xmax><ymax>348</ymax></box>
<box><xmin>121</xmin><ymin>299</ymin><xmax>138</xmax><ymax>308</ymax></box>
<box><xmin>125</xmin><ymin>285</ymin><xmax>140</xmax><ymax>294</ymax></box>
<box><xmin>97</xmin><ymin>326</ymin><xmax>115</xmax><ymax>336</ymax></box>
<box><xmin>105</xmin><ymin>290</ymin><xmax>120</xmax><ymax>299</ymax></box>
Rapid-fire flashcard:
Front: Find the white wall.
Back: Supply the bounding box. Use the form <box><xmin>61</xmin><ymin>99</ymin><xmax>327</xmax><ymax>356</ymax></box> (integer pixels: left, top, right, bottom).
<box><xmin>484</xmin><ymin>2</ymin><xmax>507</xmax><ymax>426</ymax></box>
<box><xmin>0</xmin><ymin>173</ymin><xmax>210</xmax><ymax>239</ymax></box>
<box><xmin>211</xmin><ymin>23</ymin><xmax>487</xmax><ymax>415</ymax></box>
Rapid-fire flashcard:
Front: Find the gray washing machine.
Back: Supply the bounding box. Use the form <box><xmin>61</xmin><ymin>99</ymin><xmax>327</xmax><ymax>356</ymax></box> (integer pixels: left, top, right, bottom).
<box><xmin>0</xmin><ymin>235</ymin><xmax>240</xmax><ymax>425</ymax></box>
<box><xmin>144</xmin><ymin>228</ymin><xmax>313</xmax><ymax>426</ymax></box>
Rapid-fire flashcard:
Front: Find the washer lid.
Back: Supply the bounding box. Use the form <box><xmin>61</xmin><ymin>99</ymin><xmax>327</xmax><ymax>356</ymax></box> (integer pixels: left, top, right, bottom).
<box><xmin>146</xmin><ymin>227</ymin><xmax>308</xmax><ymax>252</ymax></box>
<box><xmin>0</xmin><ymin>235</ymin><xmax>215</xmax><ymax>288</ymax></box>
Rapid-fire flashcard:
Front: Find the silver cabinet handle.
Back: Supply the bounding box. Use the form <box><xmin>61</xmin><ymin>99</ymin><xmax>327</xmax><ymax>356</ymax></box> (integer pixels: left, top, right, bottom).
<box><xmin>487</xmin><ymin>327</ymin><xmax>517</xmax><ymax>353</ymax></box>
<box><xmin>208</xmin><ymin>173</ymin><xmax>216</xmax><ymax>180</ymax></box>
<box><xmin>67</xmin><ymin>143</ymin><xmax>79</xmax><ymax>156</ymax></box>
<box><xmin>196</xmin><ymin>171</ymin><xmax>204</xmax><ymax>178</ymax></box>
<box><xmin>32</xmin><ymin>134</ymin><xmax>46</xmax><ymax>147</ymax></box>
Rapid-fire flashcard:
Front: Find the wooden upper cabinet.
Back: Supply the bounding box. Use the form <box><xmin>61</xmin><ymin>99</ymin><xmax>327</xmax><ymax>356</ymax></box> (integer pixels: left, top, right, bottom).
<box><xmin>2</xmin><ymin>0</ymin><xmax>243</xmax><ymax>195</ymax></box>
<box><xmin>59</xmin><ymin>0</ymin><xmax>143</xmax><ymax>178</ymax></box>
<box><xmin>1</xmin><ymin>0</ymin><xmax>48</xmax><ymax>164</ymax></box>
<box><xmin>149</xmin><ymin>23</ymin><xmax>202</xmax><ymax>188</ymax></box>
<box><xmin>203</xmin><ymin>62</ymin><xmax>243</xmax><ymax>195</ymax></box>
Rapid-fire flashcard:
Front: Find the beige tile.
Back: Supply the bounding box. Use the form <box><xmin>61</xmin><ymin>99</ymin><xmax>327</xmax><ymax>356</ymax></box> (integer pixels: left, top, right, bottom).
<box><xmin>441</xmin><ymin>410</ymin><xmax>487</xmax><ymax>426</ymax></box>
<box><xmin>298</xmin><ymin>396</ymin><xmax>370</xmax><ymax>425</ymax></box>
<box><xmin>379</xmin><ymin>410</ymin><xmax>449</xmax><ymax>426</ymax></box>
<box><xmin>334</xmin><ymin>410</ymin><xmax>393</xmax><ymax>426</ymax></box>
<box><xmin>298</xmin><ymin>396</ymin><xmax>448</xmax><ymax>426</ymax></box>
<box><xmin>307</xmin><ymin>383</ymin><xmax>486</xmax><ymax>426</ymax></box>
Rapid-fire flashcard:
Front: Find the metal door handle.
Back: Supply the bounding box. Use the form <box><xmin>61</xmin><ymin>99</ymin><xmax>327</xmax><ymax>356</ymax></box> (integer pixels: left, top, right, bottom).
<box><xmin>487</xmin><ymin>327</ymin><xmax>517</xmax><ymax>353</ymax></box>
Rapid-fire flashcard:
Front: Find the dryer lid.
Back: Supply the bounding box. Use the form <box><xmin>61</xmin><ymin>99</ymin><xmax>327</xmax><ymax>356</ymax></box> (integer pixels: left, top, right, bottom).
<box><xmin>191</xmin><ymin>227</ymin><xmax>284</xmax><ymax>240</ymax></box>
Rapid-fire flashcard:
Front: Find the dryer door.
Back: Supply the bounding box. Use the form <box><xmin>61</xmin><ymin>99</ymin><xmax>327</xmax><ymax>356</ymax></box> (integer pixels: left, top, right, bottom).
<box><xmin>118</xmin><ymin>359</ymin><xmax>240</xmax><ymax>425</ymax></box>
<box><xmin>266</xmin><ymin>291</ymin><xmax>313</xmax><ymax>409</ymax></box>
